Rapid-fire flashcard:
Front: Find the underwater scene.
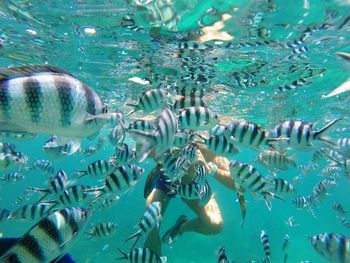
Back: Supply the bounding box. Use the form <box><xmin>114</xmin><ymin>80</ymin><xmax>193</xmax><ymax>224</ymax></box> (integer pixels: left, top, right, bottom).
<box><xmin>0</xmin><ymin>0</ymin><xmax>350</xmax><ymax>262</ymax></box>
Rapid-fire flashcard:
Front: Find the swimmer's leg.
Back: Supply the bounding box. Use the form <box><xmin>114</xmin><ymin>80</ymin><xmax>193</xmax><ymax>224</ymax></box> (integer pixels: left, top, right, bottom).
<box><xmin>143</xmin><ymin>188</ymin><xmax>171</xmax><ymax>255</ymax></box>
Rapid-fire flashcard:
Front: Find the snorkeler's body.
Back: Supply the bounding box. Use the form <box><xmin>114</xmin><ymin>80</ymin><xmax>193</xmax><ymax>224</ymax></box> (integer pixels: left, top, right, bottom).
<box><xmin>144</xmin><ymin>145</ymin><xmax>237</xmax><ymax>255</ymax></box>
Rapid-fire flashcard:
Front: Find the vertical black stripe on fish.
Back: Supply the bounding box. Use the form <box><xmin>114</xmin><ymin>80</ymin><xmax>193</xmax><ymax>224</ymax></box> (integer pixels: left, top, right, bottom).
<box><xmin>240</xmin><ymin>123</ymin><xmax>249</xmax><ymax>143</ymax></box>
<box><xmin>275</xmin><ymin>124</ymin><xmax>282</xmax><ymax>138</ymax></box>
<box><xmin>38</xmin><ymin>218</ymin><xmax>63</xmax><ymax>247</ymax></box>
<box><xmin>57</xmin><ymin>83</ymin><xmax>74</xmax><ymax>127</ymax></box>
<box><xmin>250</xmin><ymin>124</ymin><xmax>259</xmax><ymax>145</ymax></box>
<box><xmin>83</xmin><ymin>84</ymin><xmax>96</xmax><ymax>115</ymax></box>
<box><xmin>119</xmin><ymin>168</ymin><xmax>130</xmax><ymax>186</ymax></box>
<box><xmin>297</xmin><ymin>122</ymin><xmax>304</xmax><ymax>144</ymax></box>
<box><xmin>31</xmin><ymin>205</ymin><xmax>36</xmax><ymax>220</ymax></box>
<box><xmin>185</xmin><ymin>109</ymin><xmax>191</xmax><ymax>127</ymax></box>
<box><xmin>24</xmin><ymin>78</ymin><xmax>43</xmax><ymax>123</ymax></box>
<box><xmin>338</xmin><ymin>235</ymin><xmax>346</xmax><ymax>262</ymax></box>
<box><xmin>0</xmin><ymin>81</ymin><xmax>11</xmax><ymax>119</ymax></box>
<box><xmin>195</xmin><ymin>108</ymin><xmax>201</xmax><ymax>127</ymax></box>
<box><xmin>6</xmin><ymin>253</ymin><xmax>21</xmax><ymax>263</ymax></box>
<box><xmin>286</xmin><ymin>121</ymin><xmax>294</xmax><ymax>139</ymax></box>
<box><xmin>19</xmin><ymin>234</ymin><xmax>45</xmax><ymax>261</ymax></box>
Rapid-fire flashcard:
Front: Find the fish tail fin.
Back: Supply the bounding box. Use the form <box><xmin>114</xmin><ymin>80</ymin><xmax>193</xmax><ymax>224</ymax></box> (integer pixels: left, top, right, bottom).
<box><xmin>84</xmin><ymin>231</ymin><xmax>94</xmax><ymax>240</ymax></box>
<box><xmin>314</xmin><ymin>117</ymin><xmax>343</xmax><ymax>138</ymax></box>
<box><xmin>116</xmin><ymin>248</ymin><xmax>128</xmax><ymax>260</ymax></box>
<box><xmin>125</xmin><ymin>231</ymin><xmax>142</xmax><ymax>249</ymax></box>
<box><xmin>128</xmin><ymin>130</ymin><xmax>156</xmax><ymax>162</ymax></box>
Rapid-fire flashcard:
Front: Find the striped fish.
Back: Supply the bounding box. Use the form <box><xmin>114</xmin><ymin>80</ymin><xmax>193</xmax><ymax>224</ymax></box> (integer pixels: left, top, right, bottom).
<box><xmin>79</xmin><ymin>145</ymin><xmax>97</xmax><ymax>155</ymax></box>
<box><xmin>272</xmin><ymin>179</ymin><xmax>295</xmax><ymax>194</ymax></box>
<box><xmin>260</xmin><ymin>230</ymin><xmax>271</xmax><ymax>262</ymax></box>
<box><xmin>0</xmin><ymin>207</ymin><xmax>90</xmax><ymax>263</ymax></box>
<box><xmin>224</xmin><ymin>121</ymin><xmax>279</xmax><ymax>151</ymax></box>
<box><xmin>88</xmin><ymin>194</ymin><xmax>119</xmax><ymax>211</ymax></box>
<box><xmin>0</xmin><ymin>65</ymin><xmax>111</xmax><ymax>139</ymax></box>
<box><xmin>178</xmin><ymin>106</ymin><xmax>219</xmax><ymax>131</ymax></box>
<box><xmin>194</xmin><ymin>164</ymin><xmax>207</xmax><ymax>185</ymax></box>
<box><xmin>173</xmin><ymin>96</ymin><xmax>207</xmax><ymax>111</ymax></box>
<box><xmin>53</xmin><ymin>184</ymin><xmax>95</xmax><ymax>207</ymax></box>
<box><xmin>85</xmin><ymin>222</ymin><xmax>118</xmax><ymax>239</ymax></box>
<box><xmin>312</xmin><ymin>147</ymin><xmax>344</xmax><ymax>163</ymax></box>
<box><xmin>117</xmin><ymin>247</ymin><xmax>167</xmax><ymax>263</ymax></box>
<box><xmin>126</xmin><ymin>202</ymin><xmax>162</xmax><ymax>248</ymax></box>
<box><xmin>337</xmin><ymin>216</ymin><xmax>350</xmax><ymax>229</ymax></box>
<box><xmin>0</xmin><ymin>172</ymin><xmax>25</xmax><ymax>182</ymax></box>
<box><xmin>292</xmin><ymin>195</ymin><xmax>313</xmax><ymax>208</ymax></box>
<box><xmin>310</xmin><ymin>233</ymin><xmax>350</xmax><ymax>263</ymax></box>
<box><xmin>43</xmin><ymin>135</ymin><xmax>80</xmax><ymax>159</ymax></box>
<box><xmin>108</xmin><ymin>122</ymin><xmax>126</xmax><ymax>145</ymax></box>
<box><xmin>126</xmin><ymin>88</ymin><xmax>169</xmax><ymax>116</ymax></box>
<box><xmin>198</xmin><ymin>134</ymin><xmax>239</xmax><ymax>158</ymax></box>
<box><xmin>10</xmin><ymin>203</ymin><xmax>55</xmax><ymax>222</ymax></box>
<box><xmin>31</xmin><ymin>159</ymin><xmax>55</xmax><ymax>175</ymax></box>
<box><xmin>229</xmin><ymin>161</ymin><xmax>282</xmax><ymax>210</ymax></box>
<box><xmin>256</xmin><ymin>150</ymin><xmax>297</xmax><ymax>170</ymax></box>
<box><xmin>271</xmin><ymin>118</ymin><xmax>342</xmax><ymax>148</ymax></box>
<box><xmin>0</xmin><ymin>208</ymin><xmax>11</xmax><ymax>222</ymax></box>
<box><xmin>169</xmin><ymin>180</ymin><xmax>212</xmax><ymax>206</ymax></box>
<box><xmin>174</xmin><ymin>131</ymin><xmax>194</xmax><ymax>148</ymax></box>
<box><xmin>217</xmin><ymin>246</ymin><xmax>229</xmax><ymax>263</ymax></box>
<box><xmin>113</xmin><ymin>143</ymin><xmax>137</xmax><ymax>164</ymax></box>
<box><xmin>74</xmin><ymin>159</ymin><xmax>114</xmax><ymax>178</ymax></box>
<box><xmin>0</xmin><ymin>153</ymin><xmax>21</xmax><ymax>170</ymax></box>
<box><xmin>127</xmin><ymin>119</ymin><xmax>156</xmax><ymax>133</ymax></box>
<box><xmin>129</xmin><ymin>106</ymin><xmax>178</xmax><ymax>162</ymax></box>
<box><xmin>209</xmin><ymin>124</ymin><xmax>226</xmax><ymax>136</ymax></box>
<box><xmin>333</xmin><ymin>202</ymin><xmax>347</xmax><ymax>215</ymax></box>
<box><xmin>282</xmin><ymin>234</ymin><xmax>289</xmax><ymax>251</ymax></box>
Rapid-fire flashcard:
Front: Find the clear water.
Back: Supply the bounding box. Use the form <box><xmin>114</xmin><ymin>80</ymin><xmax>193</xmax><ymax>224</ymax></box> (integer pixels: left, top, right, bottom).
<box><xmin>0</xmin><ymin>0</ymin><xmax>350</xmax><ymax>262</ymax></box>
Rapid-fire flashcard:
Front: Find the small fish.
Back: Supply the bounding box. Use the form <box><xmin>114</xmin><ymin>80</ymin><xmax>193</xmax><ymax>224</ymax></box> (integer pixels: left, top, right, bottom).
<box><xmin>194</xmin><ymin>164</ymin><xmax>207</xmax><ymax>185</ymax></box>
<box><xmin>117</xmin><ymin>247</ymin><xmax>167</xmax><ymax>263</ymax></box>
<box><xmin>173</xmin><ymin>95</ymin><xmax>207</xmax><ymax>111</ymax></box>
<box><xmin>272</xmin><ymin>179</ymin><xmax>295</xmax><ymax>194</ymax></box>
<box><xmin>0</xmin><ymin>153</ymin><xmax>21</xmax><ymax>170</ymax></box>
<box><xmin>298</xmin><ymin>162</ymin><xmax>318</xmax><ymax>176</ymax></box>
<box><xmin>174</xmin><ymin>131</ymin><xmax>194</xmax><ymax>148</ymax></box>
<box><xmin>260</xmin><ymin>230</ymin><xmax>271</xmax><ymax>262</ymax></box>
<box><xmin>126</xmin><ymin>88</ymin><xmax>170</xmax><ymax>116</ymax></box>
<box><xmin>282</xmin><ymin>234</ymin><xmax>289</xmax><ymax>251</ymax></box>
<box><xmin>129</xmin><ymin>106</ymin><xmax>178</xmax><ymax>162</ymax></box>
<box><xmin>312</xmin><ymin>147</ymin><xmax>343</xmax><ymax>163</ymax></box>
<box><xmin>311</xmin><ymin>180</ymin><xmax>329</xmax><ymax>202</ymax></box>
<box><xmin>74</xmin><ymin>159</ymin><xmax>114</xmax><ymax>178</ymax></box>
<box><xmin>209</xmin><ymin>124</ymin><xmax>226</xmax><ymax>136</ymax></box>
<box><xmin>217</xmin><ymin>246</ymin><xmax>229</xmax><ymax>263</ymax></box>
<box><xmin>256</xmin><ymin>150</ymin><xmax>297</xmax><ymax>170</ymax></box>
<box><xmin>127</xmin><ymin>119</ymin><xmax>156</xmax><ymax>133</ymax></box>
<box><xmin>0</xmin><ymin>172</ymin><xmax>25</xmax><ymax>183</ymax></box>
<box><xmin>109</xmin><ymin>123</ymin><xmax>126</xmax><ymax>145</ymax></box>
<box><xmin>292</xmin><ymin>195</ymin><xmax>313</xmax><ymax>208</ymax></box>
<box><xmin>53</xmin><ymin>184</ymin><xmax>95</xmax><ymax>207</ymax></box>
<box><xmin>309</xmin><ymin>233</ymin><xmax>350</xmax><ymax>263</ymax></box>
<box><xmin>43</xmin><ymin>135</ymin><xmax>80</xmax><ymax>159</ymax></box>
<box><xmin>31</xmin><ymin>159</ymin><xmax>55</xmax><ymax>175</ymax></box>
<box><xmin>126</xmin><ymin>202</ymin><xmax>162</xmax><ymax>248</ymax></box>
<box><xmin>0</xmin><ymin>207</ymin><xmax>90</xmax><ymax>262</ymax></box>
<box><xmin>79</xmin><ymin>146</ymin><xmax>97</xmax><ymax>155</ymax></box>
<box><xmin>198</xmin><ymin>134</ymin><xmax>239</xmax><ymax>158</ymax></box>
<box><xmin>332</xmin><ymin>202</ymin><xmax>347</xmax><ymax>215</ymax></box>
<box><xmin>337</xmin><ymin>216</ymin><xmax>350</xmax><ymax>229</ymax></box>
<box><xmin>0</xmin><ymin>208</ymin><xmax>11</xmax><ymax>222</ymax></box>
<box><xmin>178</xmin><ymin>106</ymin><xmax>219</xmax><ymax>131</ymax></box>
<box><xmin>169</xmin><ymin>180</ymin><xmax>212</xmax><ymax>206</ymax></box>
<box><xmin>88</xmin><ymin>193</ymin><xmax>119</xmax><ymax>211</ymax></box>
<box><xmin>85</xmin><ymin>222</ymin><xmax>118</xmax><ymax>239</ymax></box>
<box><xmin>10</xmin><ymin>203</ymin><xmax>54</xmax><ymax>221</ymax></box>
<box><xmin>112</xmin><ymin>143</ymin><xmax>137</xmax><ymax>164</ymax></box>
<box><xmin>271</xmin><ymin>118</ymin><xmax>342</xmax><ymax>148</ymax></box>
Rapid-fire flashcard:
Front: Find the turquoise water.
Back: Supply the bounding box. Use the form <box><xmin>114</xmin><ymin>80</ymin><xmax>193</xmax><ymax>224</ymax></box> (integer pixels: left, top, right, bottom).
<box><xmin>0</xmin><ymin>0</ymin><xmax>350</xmax><ymax>262</ymax></box>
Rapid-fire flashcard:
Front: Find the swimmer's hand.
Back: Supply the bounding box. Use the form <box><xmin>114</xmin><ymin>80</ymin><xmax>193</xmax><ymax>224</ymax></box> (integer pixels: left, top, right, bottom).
<box><xmin>207</xmin><ymin>162</ymin><xmax>218</xmax><ymax>177</ymax></box>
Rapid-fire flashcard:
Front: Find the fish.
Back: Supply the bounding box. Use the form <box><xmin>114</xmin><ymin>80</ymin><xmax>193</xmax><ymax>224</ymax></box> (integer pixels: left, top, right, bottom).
<box><xmin>173</xmin><ymin>95</ymin><xmax>207</xmax><ymax>111</ymax></box>
<box><xmin>0</xmin><ymin>207</ymin><xmax>90</xmax><ymax>262</ymax></box>
<box><xmin>128</xmin><ymin>106</ymin><xmax>178</xmax><ymax>162</ymax></box>
<box><xmin>178</xmin><ymin>106</ymin><xmax>219</xmax><ymax>131</ymax></box>
<box><xmin>0</xmin><ymin>172</ymin><xmax>25</xmax><ymax>183</ymax></box>
<box><xmin>209</xmin><ymin>124</ymin><xmax>226</xmax><ymax>136</ymax></box>
<box><xmin>194</xmin><ymin>164</ymin><xmax>207</xmax><ymax>185</ymax></box>
<box><xmin>0</xmin><ymin>65</ymin><xmax>111</xmax><ymax>140</ymax></box>
<box><xmin>217</xmin><ymin>246</ymin><xmax>229</xmax><ymax>263</ymax></box>
<box><xmin>285</xmin><ymin>216</ymin><xmax>299</xmax><ymax>227</ymax></box>
<box><xmin>0</xmin><ymin>208</ymin><xmax>11</xmax><ymax>222</ymax></box>
<box><xmin>272</xmin><ymin>179</ymin><xmax>295</xmax><ymax>194</ymax></box>
<box><xmin>43</xmin><ymin>135</ymin><xmax>80</xmax><ymax>159</ymax></box>
<box><xmin>197</xmin><ymin>134</ymin><xmax>239</xmax><ymax>158</ymax></box>
<box><xmin>292</xmin><ymin>195</ymin><xmax>313</xmax><ymax>208</ymax></box>
<box><xmin>74</xmin><ymin>159</ymin><xmax>115</xmax><ymax>178</ymax></box>
<box><xmin>332</xmin><ymin>202</ymin><xmax>347</xmax><ymax>215</ymax></box>
<box><xmin>260</xmin><ymin>230</ymin><xmax>271</xmax><ymax>262</ymax></box>
<box><xmin>224</xmin><ymin>121</ymin><xmax>281</xmax><ymax>151</ymax></box>
<box><xmin>255</xmin><ymin>150</ymin><xmax>297</xmax><ymax>170</ymax></box>
<box><xmin>109</xmin><ymin>122</ymin><xmax>126</xmax><ymax>145</ymax></box>
<box><xmin>309</xmin><ymin>233</ymin><xmax>350</xmax><ymax>263</ymax></box>
<box><xmin>127</xmin><ymin>119</ymin><xmax>156</xmax><ymax>133</ymax></box>
<box><xmin>30</xmin><ymin>159</ymin><xmax>55</xmax><ymax>175</ymax></box>
<box><xmin>229</xmin><ymin>161</ymin><xmax>283</xmax><ymax>210</ymax></box>
<box><xmin>52</xmin><ymin>184</ymin><xmax>95</xmax><ymax>207</ymax></box>
<box><xmin>112</xmin><ymin>143</ymin><xmax>137</xmax><ymax>165</ymax></box>
<box><xmin>282</xmin><ymin>234</ymin><xmax>289</xmax><ymax>251</ymax></box>
<box><xmin>126</xmin><ymin>88</ymin><xmax>170</xmax><ymax>116</ymax></box>
<box><xmin>88</xmin><ymin>194</ymin><xmax>119</xmax><ymax>211</ymax></box>
<box><xmin>312</xmin><ymin>147</ymin><xmax>344</xmax><ymax>163</ymax></box>
<box><xmin>337</xmin><ymin>216</ymin><xmax>350</xmax><ymax>229</ymax></box>
<box><xmin>173</xmin><ymin>131</ymin><xmax>194</xmax><ymax>148</ymax></box>
<box><xmin>117</xmin><ymin>247</ymin><xmax>167</xmax><ymax>263</ymax></box>
<box><xmin>0</xmin><ymin>153</ymin><xmax>22</xmax><ymax>170</ymax></box>
<box><xmin>126</xmin><ymin>202</ymin><xmax>162</xmax><ymax>248</ymax></box>
<box><xmin>271</xmin><ymin>118</ymin><xmax>343</xmax><ymax>148</ymax></box>
<box><xmin>9</xmin><ymin>203</ymin><xmax>55</xmax><ymax>222</ymax></box>
<box><xmin>85</xmin><ymin>222</ymin><xmax>118</xmax><ymax>239</ymax></box>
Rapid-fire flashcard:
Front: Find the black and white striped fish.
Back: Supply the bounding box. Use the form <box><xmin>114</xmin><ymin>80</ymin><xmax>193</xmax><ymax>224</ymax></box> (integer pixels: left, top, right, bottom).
<box><xmin>31</xmin><ymin>159</ymin><xmax>55</xmax><ymax>175</ymax></box>
<box><xmin>271</xmin><ymin>118</ymin><xmax>342</xmax><ymax>148</ymax></box>
<box><xmin>272</xmin><ymin>179</ymin><xmax>295</xmax><ymax>194</ymax></box>
<box><xmin>129</xmin><ymin>106</ymin><xmax>178</xmax><ymax>162</ymax></box>
<box><xmin>224</xmin><ymin>121</ymin><xmax>279</xmax><ymax>151</ymax></box>
<box><xmin>43</xmin><ymin>135</ymin><xmax>80</xmax><ymax>159</ymax></box>
<box><xmin>312</xmin><ymin>147</ymin><xmax>344</xmax><ymax>163</ymax></box>
<box><xmin>198</xmin><ymin>134</ymin><xmax>239</xmax><ymax>158</ymax></box>
<box><xmin>337</xmin><ymin>216</ymin><xmax>350</xmax><ymax>229</ymax></box>
<box><xmin>260</xmin><ymin>230</ymin><xmax>271</xmax><ymax>262</ymax></box>
<box><xmin>113</xmin><ymin>143</ymin><xmax>137</xmax><ymax>164</ymax></box>
<box><xmin>53</xmin><ymin>184</ymin><xmax>95</xmax><ymax>207</ymax></box>
<box><xmin>217</xmin><ymin>246</ymin><xmax>230</xmax><ymax>263</ymax></box>
<box><xmin>0</xmin><ymin>208</ymin><xmax>11</xmax><ymax>222</ymax></box>
<box><xmin>292</xmin><ymin>195</ymin><xmax>313</xmax><ymax>208</ymax></box>
<box><xmin>10</xmin><ymin>203</ymin><xmax>55</xmax><ymax>221</ymax></box>
<box><xmin>109</xmin><ymin>122</ymin><xmax>126</xmax><ymax>145</ymax></box>
<box><xmin>178</xmin><ymin>106</ymin><xmax>219</xmax><ymax>131</ymax></box>
<box><xmin>333</xmin><ymin>202</ymin><xmax>347</xmax><ymax>215</ymax></box>
<box><xmin>0</xmin><ymin>172</ymin><xmax>25</xmax><ymax>182</ymax></box>
<box><xmin>210</xmin><ymin>124</ymin><xmax>226</xmax><ymax>136</ymax></box>
<box><xmin>85</xmin><ymin>222</ymin><xmax>118</xmax><ymax>239</ymax></box>
<box><xmin>256</xmin><ymin>150</ymin><xmax>297</xmax><ymax>170</ymax></box>
<box><xmin>88</xmin><ymin>193</ymin><xmax>119</xmax><ymax>211</ymax></box>
<box><xmin>117</xmin><ymin>247</ymin><xmax>167</xmax><ymax>263</ymax></box>
<box><xmin>229</xmin><ymin>161</ymin><xmax>282</xmax><ymax>210</ymax></box>
<box><xmin>126</xmin><ymin>202</ymin><xmax>162</xmax><ymax>248</ymax></box>
<box><xmin>173</xmin><ymin>96</ymin><xmax>207</xmax><ymax>111</ymax></box>
<box><xmin>194</xmin><ymin>164</ymin><xmax>207</xmax><ymax>185</ymax></box>
<box><xmin>126</xmin><ymin>88</ymin><xmax>170</xmax><ymax>116</ymax></box>
<box><xmin>0</xmin><ymin>65</ymin><xmax>111</xmax><ymax>139</ymax></box>
<box><xmin>174</xmin><ymin>131</ymin><xmax>194</xmax><ymax>148</ymax></box>
<box><xmin>74</xmin><ymin>159</ymin><xmax>114</xmax><ymax>178</ymax></box>
<box><xmin>169</xmin><ymin>180</ymin><xmax>212</xmax><ymax>206</ymax></box>
<box><xmin>282</xmin><ymin>234</ymin><xmax>289</xmax><ymax>251</ymax></box>
<box><xmin>0</xmin><ymin>153</ymin><xmax>22</xmax><ymax>170</ymax></box>
<box><xmin>0</xmin><ymin>207</ymin><xmax>90</xmax><ymax>263</ymax></box>
<box><xmin>127</xmin><ymin>119</ymin><xmax>156</xmax><ymax>133</ymax></box>
<box><xmin>310</xmin><ymin>233</ymin><xmax>350</xmax><ymax>263</ymax></box>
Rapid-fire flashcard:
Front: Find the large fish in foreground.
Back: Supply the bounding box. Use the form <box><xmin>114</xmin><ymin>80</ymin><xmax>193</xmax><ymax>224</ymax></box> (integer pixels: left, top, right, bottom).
<box><xmin>0</xmin><ymin>65</ymin><xmax>111</xmax><ymax>141</ymax></box>
<box><xmin>0</xmin><ymin>207</ymin><xmax>90</xmax><ymax>263</ymax></box>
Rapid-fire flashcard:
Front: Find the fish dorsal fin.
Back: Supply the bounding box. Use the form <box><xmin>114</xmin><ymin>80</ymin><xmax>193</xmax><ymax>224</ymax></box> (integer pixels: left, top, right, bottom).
<box><xmin>0</xmin><ymin>65</ymin><xmax>74</xmax><ymax>79</ymax></box>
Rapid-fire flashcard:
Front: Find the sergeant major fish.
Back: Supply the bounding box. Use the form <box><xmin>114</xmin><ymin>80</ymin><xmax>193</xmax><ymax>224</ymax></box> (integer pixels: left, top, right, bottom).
<box><xmin>85</xmin><ymin>222</ymin><xmax>118</xmax><ymax>240</ymax></box>
<box><xmin>178</xmin><ymin>106</ymin><xmax>219</xmax><ymax>131</ymax></box>
<box><xmin>117</xmin><ymin>247</ymin><xmax>167</xmax><ymax>263</ymax></box>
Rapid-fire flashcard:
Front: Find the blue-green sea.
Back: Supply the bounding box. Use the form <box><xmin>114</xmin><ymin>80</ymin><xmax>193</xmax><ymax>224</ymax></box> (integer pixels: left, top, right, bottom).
<box><xmin>1</xmin><ymin>0</ymin><xmax>350</xmax><ymax>262</ymax></box>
